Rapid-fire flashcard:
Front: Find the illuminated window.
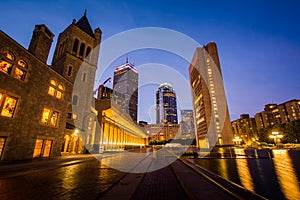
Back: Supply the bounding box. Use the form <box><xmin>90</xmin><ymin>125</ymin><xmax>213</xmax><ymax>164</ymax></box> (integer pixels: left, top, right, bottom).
<box><xmin>0</xmin><ymin>60</ymin><xmax>13</xmax><ymax>74</ymax></box>
<box><xmin>50</xmin><ymin>80</ymin><xmax>56</xmax><ymax>86</ymax></box>
<box><xmin>0</xmin><ymin>52</ymin><xmax>28</xmax><ymax>81</ymax></box>
<box><xmin>56</xmin><ymin>91</ymin><xmax>62</xmax><ymax>99</ymax></box>
<box><xmin>48</xmin><ymin>80</ymin><xmax>64</xmax><ymax>99</ymax></box>
<box><xmin>0</xmin><ymin>137</ymin><xmax>6</xmax><ymax>159</ymax></box>
<box><xmin>58</xmin><ymin>84</ymin><xmax>63</xmax><ymax>90</ymax></box>
<box><xmin>41</xmin><ymin>108</ymin><xmax>59</xmax><ymax>127</ymax></box>
<box><xmin>18</xmin><ymin>60</ymin><xmax>27</xmax><ymax>68</ymax></box>
<box><xmin>33</xmin><ymin>139</ymin><xmax>53</xmax><ymax>158</ymax></box>
<box><xmin>43</xmin><ymin>140</ymin><xmax>52</xmax><ymax>157</ymax></box>
<box><xmin>0</xmin><ymin>95</ymin><xmax>18</xmax><ymax>118</ymax></box>
<box><xmin>49</xmin><ymin>111</ymin><xmax>59</xmax><ymax>126</ymax></box>
<box><xmin>5</xmin><ymin>52</ymin><xmax>14</xmax><ymax>60</ymax></box>
<box><xmin>13</xmin><ymin>67</ymin><xmax>26</xmax><ymax>81</ymax></box>
<box><xmin>48</xmin><ymin>86</ymin><xmax>55</xmax><ymax>96</ymax></box>
<box><xmin>33</xmin><ymin>139</ymin><xmax>43</xmax><ymax>158</ymax></box>
<box><xmin>41</xmin><ymin>108</ymin><xmax>51</xmax><ymax>124</ymax></box>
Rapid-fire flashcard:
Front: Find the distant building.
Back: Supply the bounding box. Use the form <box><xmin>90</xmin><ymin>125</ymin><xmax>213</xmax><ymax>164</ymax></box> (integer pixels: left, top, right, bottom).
<box><xmin>138</xmin><ymin>121</ymin><xmax>148</xmax><ymax>127</ymax></box>
<box><xmin>97</xmin><ymin>85</ymin><xmax>126</xmax><ymax>109</ymax></box>
<box><xmin>0</xmin><ymin>12</ymin><xmax>101</xmax><ymax>160</ymax></box>
<box><xmin>156</xmin><ymin>83</ymin><xmax>178</xmax><ymax>124</ymax></box>
<box><xmin>113</xmin><ymin>60</ymin><xmax>138</xmax><ymax>122</ymax></box>
<box><xmin>189</xmin><ymin>42</ymin><xmax>233</xmax><ymax>148</ymax></box>
<box><xmin>180</xmin><ymin>110</ymin><xmax>195</xmax><ymax>138</ymax></box>
<box><xmin>254</xmin><ymin>99</ymin><xmax>300</xmax><ymax>129</ymax></box>
<box><xmin>231</xmin><ymin>114</ymin><xmax>258</xmax><ymax>145</ymax></box>
<box><xmin>144</xmin><ymin>124</ymin><xmax>180</xmax><ymax>141</ymax></box>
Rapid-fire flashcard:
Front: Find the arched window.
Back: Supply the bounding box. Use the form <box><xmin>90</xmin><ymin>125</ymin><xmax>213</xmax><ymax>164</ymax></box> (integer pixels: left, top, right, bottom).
<box><xmin>48</xmin><ymin>79</ymin><xmax>64</xmax><ymax>100</ymax></box>
<box><xmin>48</xmin><ymin>80</ymin><xmax>57</xmax><ymax>96</ymax></box>
<box><xmin>5</xmin><ymin>52</ymin><xmax>14</xmax><ymax>61</ymax></box>
<box><xmin>0</xmin><ymin>51</ymin><xmax>28</xmax><ymax>81</ymax></box>
<box><xmin>0</xmin><ymin>51</ymin><xmax>14</xmax><ymax>75</ymax></box>
<box><xmin>14</xmin><ymin>60</ymin><xmax>28</xmax><ymax>81</ymax></box>
<box><xmin>72</xmin><ymin>39</ymin><xmax>79</xmax><ymax>54</ymax></box>
<box><xmin>85</xmin><ymin>46</ymin><xmax>91</xmax><ymax>59</ymax></box>
<box><xmin>67</xmin><ymin>65</ymin><xmax>72</xmax><ymax>77</ymax></box>
<box><xmin>79</xmin><ymin>43</ymin><xmax>85</xmax><ymax>57</ymax></box>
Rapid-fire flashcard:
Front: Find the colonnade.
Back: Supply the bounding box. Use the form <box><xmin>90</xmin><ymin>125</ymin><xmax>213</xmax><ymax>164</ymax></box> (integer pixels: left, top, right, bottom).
<box><xmin>100</xmin><ymin>119</ymin><xmax>146</xmax><ymax>151</ymax></box>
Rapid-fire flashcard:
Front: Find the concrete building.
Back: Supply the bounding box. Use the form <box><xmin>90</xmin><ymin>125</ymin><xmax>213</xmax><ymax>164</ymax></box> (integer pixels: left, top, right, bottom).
<box><xmin>254</xmin><ymin>99</ymin><xmax>300</xmax><ymax>129</ymax></box>
<box><xmin>156</xmin><ymin>83</ymin><xmax>178</xmax><ymax>124</ymax></box>
<box><xmin>113</xmin><ymin>60</ymin><xmax>138</xmax><ymax>122</ymax></box>
<box><xmin>189</xmin><ymin>42</ymin><xmax>233</xmax><ymax>148</ymax></box>
<box><xmin>0</xmin><ymin>12</ymin><xmax>101</xmax><ymax>160</ymax></box>
<box><xmin>231</xmin><ymin>114</ymin><xmax>258</xmax><ymax>145</ymax></box>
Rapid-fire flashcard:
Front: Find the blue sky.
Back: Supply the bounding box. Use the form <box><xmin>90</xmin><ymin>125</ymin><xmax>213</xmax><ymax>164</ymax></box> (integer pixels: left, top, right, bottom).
<box><xmin>1</xmin><ymin>0</ymin><xmax>300</xmax><ymax>122</ymax></box>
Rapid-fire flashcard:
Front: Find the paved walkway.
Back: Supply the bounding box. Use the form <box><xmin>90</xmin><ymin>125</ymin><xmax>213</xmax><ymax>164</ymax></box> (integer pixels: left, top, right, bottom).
<box><xmin>100</xmin><ymin>149</ymin><xmax>240</xmax><ymax>200</ymax></box>
<box><xmin>0</xmin><ymin>151</ymin><xmax>266</xmax><ymax>200</ymax></box>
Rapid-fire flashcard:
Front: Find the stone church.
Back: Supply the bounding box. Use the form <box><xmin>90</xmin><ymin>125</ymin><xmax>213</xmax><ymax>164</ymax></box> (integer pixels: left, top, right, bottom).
<box><xmin>0</xmin><ymin>12</ymin><xmax>101</xmax><ymax>160</ymax></box>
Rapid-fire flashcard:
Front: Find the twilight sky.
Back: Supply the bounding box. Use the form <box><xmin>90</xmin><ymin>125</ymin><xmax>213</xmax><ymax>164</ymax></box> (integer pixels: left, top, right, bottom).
<box><xmin>1</xmin><ymin>0</ymin><xmax>300</xmax><ymax>123</ymax></box>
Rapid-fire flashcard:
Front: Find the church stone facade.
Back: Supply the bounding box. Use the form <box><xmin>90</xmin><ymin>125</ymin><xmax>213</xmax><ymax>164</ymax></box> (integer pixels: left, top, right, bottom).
<box><xmin>0</xmin><ymin>12</ymin><xmax>101</xmax><ymax>160</ymax></box>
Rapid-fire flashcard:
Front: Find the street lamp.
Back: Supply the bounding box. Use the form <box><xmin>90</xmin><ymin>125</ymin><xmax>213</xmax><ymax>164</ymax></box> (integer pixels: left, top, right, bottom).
<box><xmin>269</xmin><ymin>131</ymin><xmax>283</xmax><ymax>147</ymax></box>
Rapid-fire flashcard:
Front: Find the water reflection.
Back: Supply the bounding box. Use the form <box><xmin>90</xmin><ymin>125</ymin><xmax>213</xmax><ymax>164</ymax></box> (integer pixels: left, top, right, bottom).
<box><xmin>60</xmin><ymin>164</ymin><xmax>81</xmax><ymax>191</ymax></box>
<box><xmin>218</xmin><ymin>159</ymin><xmax>230</xmax><ymax>180</ymax></box>
<box><xmin>234</xmin><ymin>149</ymin><xmax>254</xmax><ymax>192</ymax></box>
<box><xmin>273</xmin><ymin>149</ymin><xmax>300</xmax><ymax>200</ymax></box>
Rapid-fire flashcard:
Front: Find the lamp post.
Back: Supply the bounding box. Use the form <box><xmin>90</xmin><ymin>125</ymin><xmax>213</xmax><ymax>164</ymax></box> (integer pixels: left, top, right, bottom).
<box><xmin>269</xmin><ymin>131</ymin><xmax>283</xmax><ymax>148</ymax></box>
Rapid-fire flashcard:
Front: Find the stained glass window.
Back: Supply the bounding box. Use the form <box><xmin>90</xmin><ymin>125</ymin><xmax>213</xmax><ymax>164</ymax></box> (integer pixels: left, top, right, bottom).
<box><xmin>4</xmin><ymin>52</ymin><xmax>14</xmax><ymax>60</ymax></box>
<box><xmin>0</xmin><ymin>60</ymin><xmax>13</xmax><ymax>74</ymax></box>
<box><xmin>1</xmin><ymin>52</ymin><xmax>28</xmax><ymax>81</ymax></box>
<box><xmin>18</xmin><ymin>60</ymin><xmax>27</xmax><ymax>68</ymax></box>
<box><xmin>1</xmin><ymin>96</ymin><xmax>18</xmax><ymax>118</ymax></box>
<box><xmin>14</xmin><ymin>68</ymin><xmax>26</xmax><ymax>81</ymax></box>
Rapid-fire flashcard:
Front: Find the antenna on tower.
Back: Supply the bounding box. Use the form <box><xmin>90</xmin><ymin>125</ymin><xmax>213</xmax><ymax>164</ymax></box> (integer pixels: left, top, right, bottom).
<box><xmin>126</xmin><ymin>55</ymin><xmax>129</xmax><ymax>63</ymax></box>
<box><xmin>84</xmin><ymin>9</ymin><xmax>87</xmax><ymax>16</ymax></box>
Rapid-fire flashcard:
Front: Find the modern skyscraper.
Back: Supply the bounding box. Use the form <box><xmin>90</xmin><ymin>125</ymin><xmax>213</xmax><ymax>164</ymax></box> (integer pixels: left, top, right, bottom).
<box><xmin>189</xmin><ymin>42</ymin><xmax>233</xmax><ymax>148</ymax></box>
<box><xmin>156</xmin><ymin>83</ymin><xmax>178</xmax><ymax>124</ymax></box>
<box><xmin>113</xmin><ymin>59</ymin><xmax>138</xmax><ymax>122</ymax></box>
